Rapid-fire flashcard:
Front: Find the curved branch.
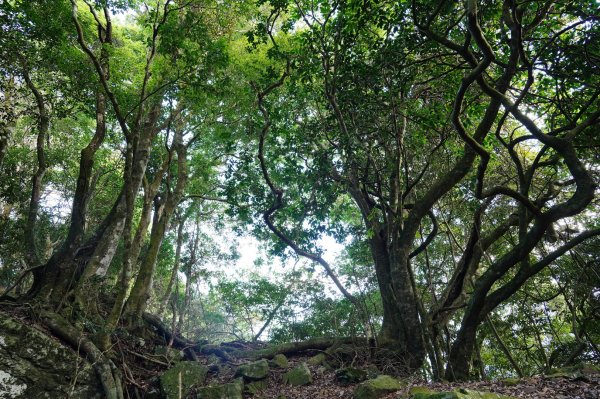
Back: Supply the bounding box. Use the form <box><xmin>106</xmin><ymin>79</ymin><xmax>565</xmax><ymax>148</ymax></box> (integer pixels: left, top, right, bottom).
<box><xmin>70</xmin><ymin>1</ymin><xmax>129</xmax><ymax>138</ymax></box>
<box><xmin>409</xmin><ymin>210</ymin><xmax>439</xmax><ymax>259</ymax></box>
<box><xmin>254</xmin><ymin>61</ymin><xmax>358</xmax><ymax>306</ymax></box>
<box><xmin>483</xmin><ymin>228</ymin><xmax>600</xmax><ymax>314</ymax></box>
<box><xmin>481</xmin><ymin>186</ymin><xmax>541</xmax><ymax>217</ymax></box>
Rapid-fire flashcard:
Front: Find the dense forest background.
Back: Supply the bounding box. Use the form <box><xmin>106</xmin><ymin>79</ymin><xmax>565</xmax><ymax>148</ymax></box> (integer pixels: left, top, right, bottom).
<box><xmin>0</xmin><ymin>0</ymin><xmax>599</xmax><ymax>396</ymax></box>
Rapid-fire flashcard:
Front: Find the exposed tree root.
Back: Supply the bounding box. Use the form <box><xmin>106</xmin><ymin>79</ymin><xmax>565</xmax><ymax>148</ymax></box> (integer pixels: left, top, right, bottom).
<box><xmin>223</xmin><ymin>337</ymin><xmax>368</xmax><ymax>360</ymax></box>
<box><xmin>40</xmin><ymin>310</ymin><xmax>124</xmax><ymax>399</ymax></box>
<box><xmin>144</xmin><ymin>312</ymin><xmax>369</xmax><ymax>363</ymax></box>
<box><xmin>143</xmin><ymin>312</ymin><xmax>203</xmax><ymax>361</ymax></box>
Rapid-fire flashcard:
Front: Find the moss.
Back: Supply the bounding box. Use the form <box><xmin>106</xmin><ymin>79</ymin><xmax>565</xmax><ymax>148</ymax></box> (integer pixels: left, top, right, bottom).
<box><xmin>282</xmin><ymin>363</ymin><xmax>312</xmax><ymax>386</ymax></box>
<box><xmin>500</xmin><ymin>377</ymin><xmax>520</xmax><ymax>386</ymax></box>
<box><xmin>197</xmin><ymin>378</ymin><xmax>244</xmax><ymax>399</ymax></box>
<box><xmin>307</xmin><ymin>353</ymin><xmax>327</xmax><ymax>366</ymax></box>
<box><xmin>245</xmin><ymin>379</ymin><xmax>268</xmax><ymax>395</ymax></box>
<box><xmin>547</xmin><ymin>363</ymin><xmax>600</xmax><ymax>379</ymax></box>
<box><xmin>408</xmin><ymin>388</ymin><xmax>517</xmax><ymax>399</ymax></box>
<box><xmin>160</xmin><ymin>361</ymin><xmax>208</xmax><ymax>399</ymax></box>
<box><xmin>154</xmin><ymin>346</ymin><xmax>184</xmax><ymax>362</ymax></box>
<box><xmin>353</xmin><ymin>375</ymin><xmax>405</xmax><ymax>399</ymax></box>
<box><xmin>409</xmin><ymin>386</ymin><xmax>438</xmax><ymax>396</ymax></box>
<box><xmin>270</xmin><ymin>354</ymin><xmax>289</xmax><ymax>368</ymax></box>
<box><xmin>335</xmin><ymin>367</ymin><xmax>368</xmax><ymax>386</ymax></box>
<box><xmin>235</xmin><ymin>359</ymin><xmax>269</xmax><ymax>381</ymax></box>
<box><xmin>0</xmin><ymin>313</ymin><xmax>102</xmax><ymax>398</ymax></box>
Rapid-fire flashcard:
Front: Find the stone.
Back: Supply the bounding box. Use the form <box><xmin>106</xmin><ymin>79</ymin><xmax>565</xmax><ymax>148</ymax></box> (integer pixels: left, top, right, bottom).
<box><xmin>307</xmin><ymin>353</ymin><xmax>327</xmax><ymax>366</ymax></box>
<box><xmin>353</xmin><ymin>375</ymin><xmax>404</xmax><ymax>399</ymax></box>
<box><xmin>196</xmin><ymin>378</ymin><xmax>244</xmax><ymax>399</ymax></box>
<box><xmin>500</xmin><ymin>377</ymin><xmax>520</xmax><ymax>386</ymax></box>
<box><xmin>335</xmin><ymin>367</ymin><xmax>368</xmax><ymax>386</ymax></box>
<box><xmin>0</xmin><ymin>313</ymin><xmax>103</xmax><ymax>398</ymax></box>
<box><xmin>245</xmin><ymin>379</ymin><xmax>268</xmax><ymax>395</ymax></box>
<box><xmin>409</xmin><ymin>386</ymin><xmax>438</xmax><ymax>396</ymax></box>
<box><xmin>270</xmin><ymin>354</ymin><xmax>289</xmax><ymax>368</ymax></box>
<box><xmin>282</xmin><ymin>363</ymin><xmax>312</xmax><ymax>386</ymax></box>
<box><xmin>409</xmin><ymin>388</ymin><xmax>517</xmax><ymax>399</ymax></box>
<box><xmin>235</xmin><ymin>359</ymin><xmax>269</xmax><ymax>381</ymax></box>
<box><xmin>154</xmin><ymin>345</ymin><xmax>185</xmax><ymax>362</ymax></box>
<box><xmin>546</xmin><ymin>363</ymin><xmax>600</xmax><ymax>380</ymax></box>
<box><xmin>365</xmin><ymin>364</ymin><xmax>379</xmax><ymax>379</ymax></box>
<box><xmin>160</xmin><ymin>361</ymin><xmax>209</xmax><ymax>399</ymax></box>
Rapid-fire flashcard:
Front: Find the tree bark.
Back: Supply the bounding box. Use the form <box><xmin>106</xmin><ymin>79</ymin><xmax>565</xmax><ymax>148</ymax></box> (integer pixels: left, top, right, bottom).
<box><xmin>125</xmin><ymin>129</ymin><xmax>188</xmax><ymax>322</ymax></box>
<box><xmin>22</xmin><ymin>67</ymin><xmax>49</xmax><ymax>268</ymax></box>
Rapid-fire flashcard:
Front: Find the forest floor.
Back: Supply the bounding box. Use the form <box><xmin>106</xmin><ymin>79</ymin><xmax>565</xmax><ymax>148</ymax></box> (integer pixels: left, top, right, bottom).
<box><xmin>2</xmin><ymin>304</ymin><xmax>598</xmax><ymax>399</ymax></box>
<box><xmin>236</xmin><ymin>356</ymin><xmax>600</xmax><ymax>399</ymax></box>
<box><xmin>94</xmin><ymin>322</ymin><xmax>600</xmax><ymax>399</ymax></box>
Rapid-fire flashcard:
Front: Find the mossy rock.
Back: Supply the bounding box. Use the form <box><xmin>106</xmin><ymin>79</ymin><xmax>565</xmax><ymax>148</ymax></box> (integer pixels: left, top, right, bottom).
<box><xmin>197</xmin><ymin>378</ymin><xmax>244</xmax><ymax>399</ymax></box>
<box><xmin>245</xmin><ymin>379</ymin><xmax>268</xmax><ymax>395</ymax></box>
<box><xmin>235</xmin><ymin>359</ymin><xmax>269</xmax><ymax>381</ymax></box>
<box><xmin>547</xmin><ymin>363</ymin><xmax>600</xmax><ymax>379</ymax></box>
<box><xmin>335</xmin><ymin>367</ymin><xmax>368</xmax><ymax>386</ymax></box>
<box><xmin>270</xmin><ymin>354</ymin><xmax>289</xmax><ymax>368</ymax></box>
<box><xmin>353</xmin><ymin>375</ymin><xmax>405</xmax><ymax>399</ymax></box>
<box><xmin>365</xmin><ymin>364</ymin><xmax>379</xmax><ymax>379</ymax></box>
<box><xmin>0</xmin><ymin>313</ymin><xmax>103</xmax><ymax>398</ymax></box>
<box><xmin>409</xmin><ymin>388</ymin><xmax>517</xmax><ymax>399</ymax></box>
<box><xmin>154</xmin><ymin>345</ymin><xmax>185</xmax><ymax>362</ymax></box>
<box><xmin>282</xmin><ymin>363</ymin><xmax>312</xmax><ymax>386</ymax></box>
<box><xmin>500</xmin><ymin>377</ymin><xmax>520</xmax><ymax>386</ymax></box>
<box><xmin>308</xmin><ymin>353</ymin><xmax>327</xmax><ymax>366</ymax></box>
<box><xmin>160</xmin><ymin>361</ymin><xmax>208</xmax><ymax>399</ymax></box>
<box><xmin>455</xmin><ymin>389</ymin><xmax>517</xmax><ymax>399</ymax></box>
<box><xmin>409</xmin><ymin>386</ymin><xmax>438</xmax><ymax>396</ymax></box>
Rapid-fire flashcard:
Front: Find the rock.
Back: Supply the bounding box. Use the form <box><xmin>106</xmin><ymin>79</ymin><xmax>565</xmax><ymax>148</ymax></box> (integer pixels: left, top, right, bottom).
<box><xmin>409</xmin><ymin>388</ymin><xmax>517</xmax><ymax>399</ymax></box>
<box><xmin>546</xmin><ymin>363</ymin><xmax>600</xmax><ymax>380</ymax></box>
<box><xmin>365</xmin><ymin>364</ymin><xmax>379</xmax><ymax>379</ymax></box>
<box><xmin>270</xmin><ymin>354</ymin><xmax>289</xmax><ymax>368</ymax></box>
<box><xmin>456</xmin><ymin>389</ymin><xmax>517</xmax><ymax>399</ymax></box>
<box><xmin>245</xmin><ymin>379</ymin><xmax>268</xmax><ymax>395</ymax></box>
<box><xmin>235</xmin><ymin>359</ymin><xmax>269</xmax><ymax>381</ymax></box>
<box><xmin>0</xmin><ymin>313</ymin><xmax>103</xmax><ymax>398</ymax></box>
<box><xmin>197</xmin><ymin>378</ymin><xmax>244</xmax><ymax>399</ymax></box>
<box><xmin>409</xmin><ymin>386</ymin><xmax>437</xmax><ymax>396</ymax></box>
<box><xmin>335</xmin><ymin>367</ymin><xmax>368</xmax><ymax>386</ymax></box>
<box><xmin>154</xmin><ymin>345</ymin><xmax>184</xmax><ymax>362</ymax></box>
<box><xmin>283</xmin><ymin>363</ymin><xmax>313</xmax><ymax>386</ymax></box>
<box><xmin>160</xmin><ymin>361</ymin><xmax>208</xmax><ymax>399</ymax></box>
<box><xmin>353</xmin><ymin>375</ymin><xmax>404</xmax><ymax>399</ymax></box>
<box><xmin>307</xmin><ymin>353</ymin><xmax>327</xmax><ymax>366</ymax></box>
<box><xmin>500</xmin><ymin>377</ymin><xmax>520</xmax><ymax>386</ymax></box>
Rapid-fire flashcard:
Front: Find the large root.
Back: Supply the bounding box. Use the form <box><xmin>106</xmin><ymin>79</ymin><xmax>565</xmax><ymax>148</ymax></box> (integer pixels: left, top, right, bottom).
<box><xmin>216</xmin><ymin>337</ymin><xmax>368</xmax><ymax>360</ymax></box>
<box><xmin>40</xmin><ymin>310</ymin><xmax>124</xmax><ymax>399</ymax></box>
<box><xmin>143</xmin><ymin>312</ymin><xmax>368</xmax><ymax>363</ymax></box>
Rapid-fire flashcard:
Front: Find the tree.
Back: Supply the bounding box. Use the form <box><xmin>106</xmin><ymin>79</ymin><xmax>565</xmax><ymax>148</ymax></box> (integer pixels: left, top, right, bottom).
<box><xmin>235</xmin><ymin>0</ymin><xmax>600</xmax><ymax>377</ymax></box>
<box><xmin>0</xmin><ymin>0</ymin><xmax>598</xmax><ymax>392</ymax></box>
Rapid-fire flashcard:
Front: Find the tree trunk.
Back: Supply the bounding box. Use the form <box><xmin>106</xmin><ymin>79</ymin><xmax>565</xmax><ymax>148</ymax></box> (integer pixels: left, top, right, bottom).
<box><xmin>22</xmin><ymin>68</ymin><xmax>49</xmax><ymax>268</ymax></box>
<box><xmin>125</xmin><ymin>131</ymin><xmax>188</xmax><ymax>322</ymax></box>
<box><xmin>368</xmin><ymin>234</ymin><xmax>426</xmax><ymax>371</ymax></box>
